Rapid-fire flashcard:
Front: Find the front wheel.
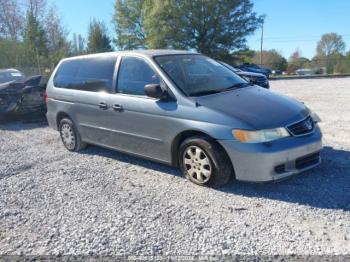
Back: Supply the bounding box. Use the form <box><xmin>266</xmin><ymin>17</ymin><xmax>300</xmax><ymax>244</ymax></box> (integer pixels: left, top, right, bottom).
<box><xmin>179</xmin><ymin>136</ymin><xmax>233</xmax><ymax>188</ymax></box>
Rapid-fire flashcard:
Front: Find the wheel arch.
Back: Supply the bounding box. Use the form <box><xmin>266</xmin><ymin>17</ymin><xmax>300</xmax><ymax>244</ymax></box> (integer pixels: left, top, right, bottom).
<box><xmin>56</xmin><ymin>111</ymin><xmax>72</xmax><ymax>129</ymax></box>
<box><xmin>170</xmin><ymin>129</ymin><xmax>232</xmax><ymax>169</ymax></box>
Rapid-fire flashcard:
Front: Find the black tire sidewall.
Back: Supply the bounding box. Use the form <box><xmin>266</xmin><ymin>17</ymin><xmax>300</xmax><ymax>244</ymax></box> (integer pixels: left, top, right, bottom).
<box><xmin>179</xmin><ymin>136</ymin><xmax>232</xmax><ymax>187</ymax></box>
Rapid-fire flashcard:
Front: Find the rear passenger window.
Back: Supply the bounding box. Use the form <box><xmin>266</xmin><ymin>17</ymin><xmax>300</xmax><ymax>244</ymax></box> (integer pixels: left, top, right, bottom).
<box><xmin>117</xmin><ymin>57</ymin><xmax>160</xmax><ymax>96</ymax></box>
<box><xmin>53</xmin><ymin>57</ymin><xmax>117</xmax><ymax>93</ymax></box>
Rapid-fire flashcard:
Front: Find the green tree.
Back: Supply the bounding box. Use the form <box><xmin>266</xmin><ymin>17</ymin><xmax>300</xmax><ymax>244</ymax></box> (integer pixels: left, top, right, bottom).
<box><xmin>23</xmin><ymin>10</ymin><xmax>48</xmax><ymax>72</ymax></box>
<box><xmin>231</xmin><ymin>49</ymin><xmax>256</xmax><ymax>65</ymax></box>
<box><xmin>45</xmin><ymin>6</ymin><xmax>71</xmax><ymax>66</ymax></box>
<box><xmin>72</xmin><ymin>33</ymin><xmax>86</xmax><ymax>55</ymax></box>
<box><xmin>315</xmin><ymin>33</ymin><xmax>346</xmax><ymax>74</ymax></box>
<box><xmin>0</xmin><ymin>38</ymin><xmax>25</xmax><ymax>68</ymax></box>
<box><xmin>147</xmin><ymin>0</ymin><xmax>262</xmax><ymax>59</ymax></box>
<box><xmin>316</xmin><ymin>33</ymin><xmax>346</xmax><ymax>57</ymax></box>
<box><xmin>253</xmin><ymin>49</ymin><xmax>287</xmax><ymax>71</ymax></box>
<box><xmin>113</xmin><ymin>0</ymin><xmax>146</xmax><ymax>50</ymax></box>
<box><xmin>26</xmin><ymin>0</ymin><xmax>47</xmax><ymax>21</ymax></box>
<box><xmin>334</xmin><ymin>52</ymin><xmax>350</xmax><ymax>74</ymax></box>
<box><xmin>0</xmin><ymin>0</ymin><xmax>24</xmax><ymax>40</ymax></box>
<box><xmin>0</xmin><ymin>0</ymin><xmax>71</xmax><ymax>75</ymax></box>
<box><xmin>287</xmin><ymin>49</ymin><xmax>311</xmax><ymax>74</ymax></box>
<box><xmin>87</xmin><ymin>19</ymin><xmax>113</xmax><ymax>54</ymax></box>
<box><xmin>113</xmin><ymin>0</ymin><xmax>262</xmax><ymax>59</ymax></box>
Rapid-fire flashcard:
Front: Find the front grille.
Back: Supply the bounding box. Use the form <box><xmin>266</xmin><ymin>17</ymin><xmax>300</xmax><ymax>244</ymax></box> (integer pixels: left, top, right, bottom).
<box><xmin>295</xmin><ymin>152</ymin><xmax>320</xmax><ymax>170</ymax></box>
<box><xmin>287</xmin><ymin>116</ymin><xmax>314</xmax><ymax>136</ymax></box>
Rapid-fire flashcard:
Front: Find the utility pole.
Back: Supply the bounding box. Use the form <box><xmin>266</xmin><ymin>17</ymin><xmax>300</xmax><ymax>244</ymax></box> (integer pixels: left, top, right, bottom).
<box><xmin>35</xmin><ymin>46</ymin><xmax>42</xmax><ymax>75</ymax></box>
<box><xmin>260</xmin><ymin>20</ymin><xmax>264</xmax><ymax>66</ymax></box>
<box><xmin>34</xmin><ymin>36</ymin><xmax>42</xmax><ymax>75</ymax></box>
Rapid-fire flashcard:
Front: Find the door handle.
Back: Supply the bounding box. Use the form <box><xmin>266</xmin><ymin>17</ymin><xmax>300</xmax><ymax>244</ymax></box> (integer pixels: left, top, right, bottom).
<box><xmin>98</xmin><ymin>102</ymin><xmax>108</xmax><ymax>110</ymax></box>
<box><xmin>112</xmin><ymin>104</ymin><xmax>123</xmax><ymax>112</ymax></box>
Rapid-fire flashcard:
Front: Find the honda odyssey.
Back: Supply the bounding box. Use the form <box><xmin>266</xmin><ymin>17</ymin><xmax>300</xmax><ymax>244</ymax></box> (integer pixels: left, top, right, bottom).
<box><xmin>46</xmin><ymin>50</ymin><xmax>322</xmax><ymax>187</ymax></box>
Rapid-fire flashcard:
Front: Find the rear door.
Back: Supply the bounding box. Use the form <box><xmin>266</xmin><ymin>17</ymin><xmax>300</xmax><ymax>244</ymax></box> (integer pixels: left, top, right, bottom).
<box><xmin>53</xmin><ymin>56</ymin><xmax>118</xmax><ymax>144</ymax></box>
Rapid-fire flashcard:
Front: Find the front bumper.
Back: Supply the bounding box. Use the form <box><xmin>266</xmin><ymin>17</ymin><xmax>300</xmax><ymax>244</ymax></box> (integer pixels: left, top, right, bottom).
<box><xmin>219</xmin><ymin>126</ymin><xmax>322</xmax><ymax>182</ymax></box>
<box><xmin>262</xmin><ymin>82</ymin><xmax>270</xmax><ymax>89</ymax></box>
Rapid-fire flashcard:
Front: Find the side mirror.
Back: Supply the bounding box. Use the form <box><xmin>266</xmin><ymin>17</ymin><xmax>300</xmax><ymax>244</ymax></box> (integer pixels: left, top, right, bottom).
<box><xmin>144</xmin><ymin>84</ymin><xmax>168</xmax><ymax>100</ymax></box>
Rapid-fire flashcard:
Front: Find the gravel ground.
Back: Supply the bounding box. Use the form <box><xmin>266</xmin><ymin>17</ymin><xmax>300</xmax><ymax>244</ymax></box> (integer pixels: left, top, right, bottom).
<box><xmin>0</xmin><ymin>78</ymin><xmax>349</xmax><ymax>257</ymax></box>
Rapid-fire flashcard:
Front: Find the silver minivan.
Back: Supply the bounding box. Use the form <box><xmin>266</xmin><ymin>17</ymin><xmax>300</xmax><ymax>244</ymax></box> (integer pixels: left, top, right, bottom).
<box><xmin>46</xmin><ymin>50</ymin><xmax>322</xmax><ymax>187</ymax></box>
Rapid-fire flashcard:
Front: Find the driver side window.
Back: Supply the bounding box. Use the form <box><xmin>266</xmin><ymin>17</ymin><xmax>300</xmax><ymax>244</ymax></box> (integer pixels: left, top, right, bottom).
<box><xmin>117</xmin><ymin>56</ymin><xmax>160</xmax><ymax>96</ymax></box>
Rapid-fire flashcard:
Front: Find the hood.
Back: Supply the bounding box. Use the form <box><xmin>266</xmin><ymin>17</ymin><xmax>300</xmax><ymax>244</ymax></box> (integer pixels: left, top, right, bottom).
<box><xmin>0</xmin><ymin>75</ymin><xmax>42</xmax><ymax>93</ymax></box>
<box><xmin>240</xmin><ymin>67</ymin><xmax>270</xmax><ymax>76</ymax></box>
<box><xmin>0</xmin><ymin>81</ymin><xmax>24</xmax><ymax>93</ymax></box>
<box><xmin>250</xmin><ymin>68</ymin><xmax>269</xmax><ymax>74</ymax></box>
<box><xmin>237</xmin><ymin>71</ymin><xmax>266</xmax><ymax>78</ymax></box>
<box><xmin>195</xmin><ymin>86</ymin><xmax>309</xmax><ymax>129</ymax></box>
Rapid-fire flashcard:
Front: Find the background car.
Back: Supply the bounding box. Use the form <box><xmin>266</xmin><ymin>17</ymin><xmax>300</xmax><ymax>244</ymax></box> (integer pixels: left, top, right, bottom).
<box><xmin>220</xmin><ymin>62</ymin><xmax>270</xmax><ymax>89</ymax></box>
<box><xmin>237</xmin><ymin>63</ymin><xmax>271</xmax><ymax>78</ymax></box>
<box><xmin>0</xmin><ymin>69</ymin><xmax>46</xmax><ymax>118</ymax></box>
<box><xmin>271</xmin><ymin>69</ymin><xmax>282</xmax><ymax>75</ymax></box>
<box><xmin>296</xmin><ymin>68</ymin><xmax>315</xmax><ymax>76</ymax></box>
<box><xmin>0</xmin><ymin>69</ymin><xmax>26</xmax><ymax>84</ymax></box>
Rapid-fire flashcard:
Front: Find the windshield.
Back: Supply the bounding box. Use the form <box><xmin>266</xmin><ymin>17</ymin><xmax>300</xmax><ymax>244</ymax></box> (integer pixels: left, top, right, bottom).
<box><xmin>0</xmin><ymin>71</ymin><xmax>25</xmax><ymax>84</ymax></box>
<box><xmin>245</xmin><ymin>64</ymin><xmax>259</xmax><ymax>69</ymax></box>
<box><xmin>220</xmin><ymin>62</ymin><xmax>241</xmax><ymax>73</ymax></box>
<box><xmin>154</xmin><ymin>55</ymin><xmax>248</xmax><ymax>96</ymax></box>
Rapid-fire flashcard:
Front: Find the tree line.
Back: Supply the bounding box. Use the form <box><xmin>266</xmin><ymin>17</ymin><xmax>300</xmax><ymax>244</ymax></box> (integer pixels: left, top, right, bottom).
<box><xmin>0</xmin><ymin>0</ymin><xmax>349</xmax><ymax>76</ymax></box>
<box><xmin>0</xmin><ymin>0</ymin><xmax>114</xmax><ymax>76</ymax></box>
<box><xmin>0</xmin><ymin>0</ymin><xmax>262</xmax><ymax>76</ymax></box>
<box><xmin>240</xmin><ymin>33</ymin><xmax>350</xmax><ymax>74</ymax></box>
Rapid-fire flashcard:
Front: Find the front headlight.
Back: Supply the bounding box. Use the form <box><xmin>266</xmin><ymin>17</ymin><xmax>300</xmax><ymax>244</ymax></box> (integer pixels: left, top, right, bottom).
<box><xmin>310</xmin><ymin>111</ymin><xmax>321</xmax><ymax>123</ymax></box>
<box><xmin>232</xmin><ymin>128</ymin><xmax>290</xmax><ymax>143</ymax></box>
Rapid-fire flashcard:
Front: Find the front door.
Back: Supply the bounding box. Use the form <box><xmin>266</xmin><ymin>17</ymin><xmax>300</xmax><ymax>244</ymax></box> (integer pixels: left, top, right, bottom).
<box><xmin>103</xmin><ymin>56</ymin><xmax>178</xmax><ymax>163</ymax></box>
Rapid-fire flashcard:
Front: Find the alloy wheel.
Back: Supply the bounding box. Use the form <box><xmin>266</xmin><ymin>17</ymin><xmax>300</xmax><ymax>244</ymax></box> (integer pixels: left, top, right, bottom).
<box><xmin>60</xmin><ymin>123</ymin><xmax>76</xmax><ymax>150</ymax></box>
<box><xmin>183</xmin><ymin>146</ymin><xmax>212</xmax><ymax>184</ymax></box>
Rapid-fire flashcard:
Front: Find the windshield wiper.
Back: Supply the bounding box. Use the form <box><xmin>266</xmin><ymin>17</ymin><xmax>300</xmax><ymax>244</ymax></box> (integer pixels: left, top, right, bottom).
<box><xmin>190</xmin><ymin>82</ymin><xmax>252</xmax><ymax>97</ymax></box>
<box><xmin>211</xmin><ymin>82</ymin><xmax>252</xmax><ymax>93</ymax></box>
<box><xmin>190</xmin><ymin>89</ymin><xmax>223</xmax><ymax>96</ymax></box>
<box><xmin>226</xmin><ymin>82</ymin><xmax>252</xmax><ymax>89</ymax></box>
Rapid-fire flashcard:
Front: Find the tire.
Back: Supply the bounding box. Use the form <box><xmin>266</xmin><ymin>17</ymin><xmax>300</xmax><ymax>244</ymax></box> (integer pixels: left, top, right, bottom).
<box><xmin>59</xmin><ymin>118</ymin><xmax>86</xmax><ymax>152</ymax></box>
<box><xmin>179</xmin><ymin>136</ymin><xmax>233</xmax><ymax>188</ymax></box>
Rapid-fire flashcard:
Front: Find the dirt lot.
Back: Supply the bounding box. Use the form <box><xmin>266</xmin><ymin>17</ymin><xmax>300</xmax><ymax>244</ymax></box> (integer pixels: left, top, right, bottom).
<box><xmin>0</xmin><ymin>78</ymin><xmax>349</xmax><ymax>257</ymax></box>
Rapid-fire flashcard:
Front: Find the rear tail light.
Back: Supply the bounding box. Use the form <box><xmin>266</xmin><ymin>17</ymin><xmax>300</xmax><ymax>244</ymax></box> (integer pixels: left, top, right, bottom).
<box><xmin>44</xmin><ymin>90</ymin><xmax>48</xmax><ymax>103</ymax></box>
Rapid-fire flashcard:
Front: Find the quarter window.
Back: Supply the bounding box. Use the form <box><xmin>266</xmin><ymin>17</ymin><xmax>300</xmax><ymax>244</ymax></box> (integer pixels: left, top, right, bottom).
<box><xmin>117</xmin><ymin>56</ymin><xmax>160</xmax><ymax>96</ymax></box>
<box><xmin>54</xmin><ymin>57</ymin><xmax>117</xmax><ymax>93</ymax></box>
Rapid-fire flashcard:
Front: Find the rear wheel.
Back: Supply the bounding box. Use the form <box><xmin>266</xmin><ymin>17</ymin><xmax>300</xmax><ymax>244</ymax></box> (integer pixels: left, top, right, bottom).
<box><xmin>59</xmin><ymin>118</ymin><xmax>86</xmax><ymax>152</ymax></box>
<box><xmin>179</xmin><ymin>136</ymin><xmax>233</xmax><ymax>187</ymax></box>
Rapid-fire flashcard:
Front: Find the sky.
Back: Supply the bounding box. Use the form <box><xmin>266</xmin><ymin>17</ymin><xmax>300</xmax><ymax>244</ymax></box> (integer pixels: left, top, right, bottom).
<box><xmin>47</xmin><ymin>0</ymin><xmax>350</xmax><ymax>59</ymax></box>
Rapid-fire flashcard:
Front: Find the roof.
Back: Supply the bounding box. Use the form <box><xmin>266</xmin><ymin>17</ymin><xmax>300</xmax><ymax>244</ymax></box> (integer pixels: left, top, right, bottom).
<box><xmin>63</xmin><ymin>49</ymin><xmax>199</xmax><ymax>62</ymax></box>
<box><xmin>0</xmin><ymin>68</ymin><xmax>21</xmax><ymax>73</ymax></box>
<box><xmin>125</xmin><ymin>49</ymin><xmax>198</xmax><ymax>56</ymax></box>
